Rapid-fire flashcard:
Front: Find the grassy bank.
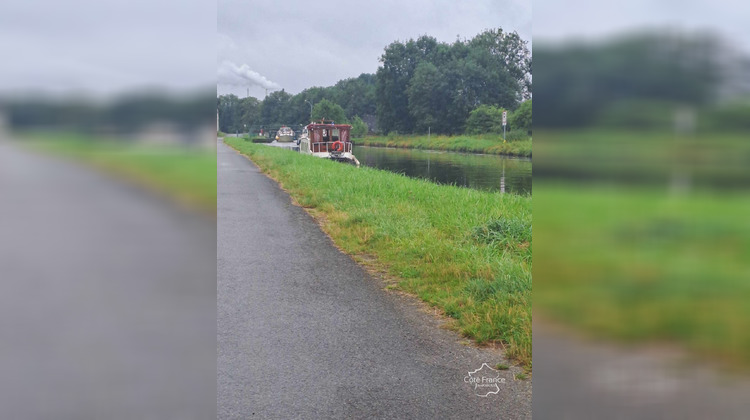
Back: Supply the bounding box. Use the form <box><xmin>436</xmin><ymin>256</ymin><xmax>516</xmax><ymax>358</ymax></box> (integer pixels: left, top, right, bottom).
<box><xmin>20</xmin><ymin>133</ymin><xmax>217</xmax><ymax>216</ymax></box>
<box><xmin>226</xmin><ymin>138</ymin><xmax>532</xmax><ymax>366</ymax></box>
<box><xmin>535</xmin><ymin>182</ymin><xmax>750</xmax><ymax>370</ymax></box>
<box><xmin>356</xmin><ymin>134</ymin><xmax>532</xmax><ymax>157</ymax></box>
<box><xmin>534</xmin><ymin>129</ymin><xmax>748</xmax><ymax>186</ymax></box>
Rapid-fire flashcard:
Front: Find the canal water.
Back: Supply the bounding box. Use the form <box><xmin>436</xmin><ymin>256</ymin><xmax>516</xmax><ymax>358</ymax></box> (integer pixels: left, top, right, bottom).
<box><xmin>352</xmin><ymin>146</ymin><xmax>531</xmax><ymax>195</ymax></box>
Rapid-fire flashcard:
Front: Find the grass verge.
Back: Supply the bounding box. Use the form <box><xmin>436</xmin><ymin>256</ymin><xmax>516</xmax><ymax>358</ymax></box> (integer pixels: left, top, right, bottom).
<box><xmin>19</xmin><ymin>132</ymin><xmax>217</xmax><ymax>216</ymax></box>
<box><xmin>356</xmin><ymin>134</ymin><xmax>531</xmax><ymax>157</ymax></box>
<box><xmin>535</xmin><ymin>181</ymin><xmax>750</xmax><ymax>370</ymax></box>
<box><xmin>226</xmin><ymin>138</ymin><xmax>532</xmax><ymax>366</ymax></box>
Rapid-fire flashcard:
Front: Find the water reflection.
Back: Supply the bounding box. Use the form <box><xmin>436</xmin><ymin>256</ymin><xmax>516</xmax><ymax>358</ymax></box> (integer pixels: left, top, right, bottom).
<box><xmin>353</xmin><ymin>146</ymin><xmax>531</xmax><ymax>194</ymax></box>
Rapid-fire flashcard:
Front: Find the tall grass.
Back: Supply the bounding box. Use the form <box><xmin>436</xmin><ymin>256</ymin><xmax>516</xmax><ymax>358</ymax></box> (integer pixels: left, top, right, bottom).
<box><xmin>226</xmin><ymin>139</ymin><xmax>532</xmax><ymax>365</ymax></box>
<box><xmin>358</xmin><ymin>134</ymin><xmax>532</xmax><ymax>157</ymax></box>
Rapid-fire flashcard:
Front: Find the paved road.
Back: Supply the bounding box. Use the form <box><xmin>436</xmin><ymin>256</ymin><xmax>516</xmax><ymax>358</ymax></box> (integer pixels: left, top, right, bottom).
<box><xmin>0</xmin><ymin>138</ymin><xmax>216</xmax><ymax>419</ymax></box>
<box><xmin>217</xmin><ymin>139</ymin><xmax>531</xmax><ymax>419</ymax></box>
<box><xmin>533</xmin><ymin>322</ymin><xmax>750</xmax><ymax>419</ymax></box>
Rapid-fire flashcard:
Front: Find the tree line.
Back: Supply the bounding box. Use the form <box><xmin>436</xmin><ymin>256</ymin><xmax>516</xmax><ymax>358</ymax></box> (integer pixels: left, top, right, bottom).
<box><xmin>533</xmin><ymin>31</ymin><xmax>750</xmax><ymax>130</ymax></box>
<box><xmin>217</xmin><ymin>73</ymin><xmax>376</xmax><ymax>135</ymax></box>
<box><xmin>4</xmin><ymin>89</ymin><xmax>216</xmax><ymax>134</ymax></box>
<box><xmin>218</xmin><ymin>28</ymin><xmax>532</xmax><ymax>137</ymax></box>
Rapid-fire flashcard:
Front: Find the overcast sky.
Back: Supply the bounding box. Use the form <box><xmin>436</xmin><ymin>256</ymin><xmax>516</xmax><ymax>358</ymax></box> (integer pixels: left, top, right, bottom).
<box><xmin>535</xmin><ymin>0</ymin><xmax>750</xmax><ymax>49</ymax></box>
<box><xmin>4</xmin><ymin>1</ymin><xmax>744</xmax><ymax>99</ymax></box>
<box><xmin>217</xmin><ymin>0</ymin><xmax>532</xmax><ymax>99</ymax></box>
<box><xmin>0</xmin><ymin>0</ymin><xmax>215</xmax><ymax>98</ymax></box>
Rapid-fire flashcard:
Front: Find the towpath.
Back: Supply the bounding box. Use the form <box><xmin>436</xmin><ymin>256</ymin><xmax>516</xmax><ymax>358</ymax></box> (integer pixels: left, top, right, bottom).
<box><xmin>217</xmin><ymin>139</ymin><xmax>532</xmax><ymax>419</ymax></box>
<box><xmin>0</xmin><ymin>137</ymin><xmax>216</xmax><ymax>419</ymax></box>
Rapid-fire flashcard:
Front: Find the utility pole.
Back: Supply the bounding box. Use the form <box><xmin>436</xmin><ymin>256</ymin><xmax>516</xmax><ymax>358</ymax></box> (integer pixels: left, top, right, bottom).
<box><xmin>304</xmin><ymin>100</ymin><xmax>313</xmax><ymax>121</ymax></box>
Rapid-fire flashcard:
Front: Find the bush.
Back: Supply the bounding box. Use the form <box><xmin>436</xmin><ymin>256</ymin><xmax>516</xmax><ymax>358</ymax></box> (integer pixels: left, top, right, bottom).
<box><xmin>351</xmin><ymin>115</ymin><xmax>368</xmax><ymax>138</ymax></box>
<box><xmin>466</xmin><ymin>105</ymin><xmax>507</xmax><ymax>134</ymax></box>
<box><xmin>509</xmin><ymin>100</ymin><xmax>531</xmax><ymax>134</ymax></box>
<box><xmin>251</xmin><ymin>137</ymin><xmax>273</xmax><ymax>143</ymax></box>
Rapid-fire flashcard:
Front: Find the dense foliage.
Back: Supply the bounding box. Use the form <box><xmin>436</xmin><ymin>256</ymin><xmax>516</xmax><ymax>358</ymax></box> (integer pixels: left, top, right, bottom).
<box><xmin>4</xmin><ymin>90</ymin><xmax>215</xmax><ymax>134</ymax></box>
<box><xmin>217</xmin><ymin>29</ymin><xmax>531</xmax><ymax>137</ymax></box>
<box><xmin>534</xmin><ymin>32</ymin><xmax>725</xmax><ymax>128</ymax></box>
<box><xmin>376</xmin><ymin>29</ymin><xmax>531</xmax><ymax>135</ymax></box>
<box><xmin>217</xmin><ymin>73</ymin><xmax>376</xmax><ymax>134</ymax></box>
<box><xmin>509</xmin><ymin>99</ymin><xmax>532</xmax><ymax>134</ymax></box>
<box><xmin>351</xmin><ymin>116</ymin><xmax>368</xmax><ymax>138</ymax></box>
<box><xmin>311</xmin><ymin>99</ymin><xmax>348</xmax><ymax>123</ymax></box>
<box><xmin>465</xmin><ymin>105</ymin><xmax>508</xmax><ymax>134</ymax></box>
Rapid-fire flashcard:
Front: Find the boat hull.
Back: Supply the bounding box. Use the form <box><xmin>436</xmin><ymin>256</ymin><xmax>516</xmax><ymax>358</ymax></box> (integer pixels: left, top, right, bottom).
<box><xmin>277</xmin><ymin>134</ymin><xmax>294</xmax><ymax>143</ymax></box>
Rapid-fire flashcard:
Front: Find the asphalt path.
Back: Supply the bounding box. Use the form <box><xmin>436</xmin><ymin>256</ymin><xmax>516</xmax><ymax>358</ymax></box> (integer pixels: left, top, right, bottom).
<box><xmin>217</xmin><ymin>139</ymin><xmax>531</xmax><ymax>419</ymax></box>
<box><xmin>533</xmin><ymin>322</ymin><xmax>750</xmax><ymax>419</ymax></box>
<box><xmin>0</xmin><ymin>138</ymin><xmax>216</xmax><ymax>419</ymax></box>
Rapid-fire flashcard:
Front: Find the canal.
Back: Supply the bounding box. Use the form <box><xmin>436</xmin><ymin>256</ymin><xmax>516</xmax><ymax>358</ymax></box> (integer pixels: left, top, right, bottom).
<box><xmin>352</xmin><ymin>146</ymin><xmax>531</xmax><ymax>195</ymax></box>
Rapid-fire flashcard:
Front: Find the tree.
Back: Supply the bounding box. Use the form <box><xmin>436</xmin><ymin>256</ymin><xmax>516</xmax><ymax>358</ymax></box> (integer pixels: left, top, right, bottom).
<box><xmin>465</xmin><ymin>105</ymin><xmax>506</xmax><ymax>134</ymax></box>
<box><xmin>351</xmin><ymin>115</ymin><xmax>368</xmax><ymax>137</ymax></box>
<box><xmin>534</xmin><ymin>32</ymin><xmax>722</xmax><ymax>127</ymax></box>
<box><xmin>332</xmin><ymin>74</ymin><xmax>377</xmax><ymax>120</ymax></box>
<box><xmin>260</xmin><ymin>90</ymin><xmax>292</xmax><ymax>128</ymax></box>
<box><xmin>468</xmin><ymin>28</ymin><xmax>532</xmax><ymax>101</ymax></box>
<box><xmin>509</xmin><ymin>100</ymin><xmax>531</xmax><ymax>134</ymax></box>
<box><xmin>407</xmin><ymin>62</ymin><xmax>449</xmax><ymax>133</ymax></box>
<box><xmin>238</xmin><ymin>96</ymin><xmax>261</xmax><ymax>131</ymax></box>
<box><xmin>376</xmin><ymin>30</ymin><xmax>531</xmax><ymax>134</ymax></box>
<box><xmin>217</xmin><ymin>94</ymin><xmax>242</xmax><ymax>133</ymax></box>
<box><xmin>312</xmin><ymin>99</ymin><xmax>348</xmax><ymax>123</ymax></box>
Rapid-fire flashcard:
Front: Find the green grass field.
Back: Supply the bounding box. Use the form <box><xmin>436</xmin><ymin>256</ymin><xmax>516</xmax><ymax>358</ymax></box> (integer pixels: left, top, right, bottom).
<box><xmin>534</xmin><ymin>129</ymin><xmax>748</xmax><ymax>186</ymax></box>
<box><xmin>357</xmin><ymin>134</ymin><xmax>532</xmax><ymax>157</ymax></box>
<box><xmin>534</xmin><ymin>128</ymin><xmax>750</xmax><ymax>370</ymax></box>
<box><xmin>226</xmin><ymin>138</ymin><xmax>533</xmax><ymax>366</ymax></box>
<box><xmin>20</xmin><ymin>133</ymin><xmax>217</xmax><ymax>216</ymax></box>
<box><xmin>535</xmin><ymin>182</ymin><xmax>750</xmax><ymax>370</ymax></box>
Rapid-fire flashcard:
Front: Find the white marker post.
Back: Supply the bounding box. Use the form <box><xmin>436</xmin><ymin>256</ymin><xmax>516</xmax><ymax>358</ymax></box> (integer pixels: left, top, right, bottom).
<box><xmin>502</xmin><ymin>110</ymin><xmax>507</xmax><ymax>142</ymax></box>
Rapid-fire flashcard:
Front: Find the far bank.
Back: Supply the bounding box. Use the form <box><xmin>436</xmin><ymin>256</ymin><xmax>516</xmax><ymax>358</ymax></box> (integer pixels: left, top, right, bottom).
<box><xmin>355</xmin><ymin>134</ymin><xmax>532</xmax><ymax>157</ymax></box>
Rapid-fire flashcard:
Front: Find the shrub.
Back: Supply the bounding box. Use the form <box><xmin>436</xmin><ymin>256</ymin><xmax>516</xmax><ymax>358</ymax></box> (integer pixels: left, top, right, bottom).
<box><xmin>509</xmin><ymin>100</ymin><xmax>531</xmax><ymax>134</ymax></box>
<box><xmin>351</xmin><ymin>115</ymin><xmax>368</xmax><ymax>138</ymax></box>
<box><xmin>466</xmin><ymin>105</ymin><xmax>507</xmax><ymax>134</ymax></box>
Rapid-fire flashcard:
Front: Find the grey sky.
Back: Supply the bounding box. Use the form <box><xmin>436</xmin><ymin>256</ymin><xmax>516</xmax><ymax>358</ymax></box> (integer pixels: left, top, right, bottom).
<box><xmin>0</xmin><ymin>0</ymin><xmax>215</xmax><ymax>97</ymax></box>
<box><xmin>4</xmin><ymin>0</ymin><xmax>747</xmax><ymax>99</ymax></box>
<box><xmin>217</xmin><ymin>0</ymin><xmax>532</xmax><ymax>99</ymax></box>
<box><xmin>535</xmin><ymin>0</ymin><xmax>750</xmax><ymax>50</ymax></box>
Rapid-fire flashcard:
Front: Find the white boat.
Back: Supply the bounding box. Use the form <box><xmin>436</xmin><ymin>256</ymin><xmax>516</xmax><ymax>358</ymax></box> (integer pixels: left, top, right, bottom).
<box><xmin>276</xmin><ymin>126</ymin><xmax>294</xmax><ymax>143</ymax></box>
<box><xmin>298</xmin><ymin>121</ymin><xmax>360</xmax><ymax>166</ymax></box>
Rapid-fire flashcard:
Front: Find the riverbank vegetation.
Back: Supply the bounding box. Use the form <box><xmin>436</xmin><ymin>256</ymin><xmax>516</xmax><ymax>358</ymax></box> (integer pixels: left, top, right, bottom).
<box><xmin>20</xmin><ymin>133</ymin><xmax>217</xmax><ymax>216</ymax></box>
<box><xmin>225</xmin><ymin>139</ymin><xmax>532</xmax><ymax>366</ymax></box>
<box><xmin>356</xmin><ymin>133</ymin><xmax>531</xmax><ymax>157</ymax></box>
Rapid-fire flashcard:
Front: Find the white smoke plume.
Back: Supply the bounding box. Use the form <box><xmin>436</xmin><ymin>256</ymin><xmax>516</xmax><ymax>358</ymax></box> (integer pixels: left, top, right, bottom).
<box><xmin>217</xmin><ymin>60</ymin><xmax>280</xmax><ymax>90</ymax></box>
